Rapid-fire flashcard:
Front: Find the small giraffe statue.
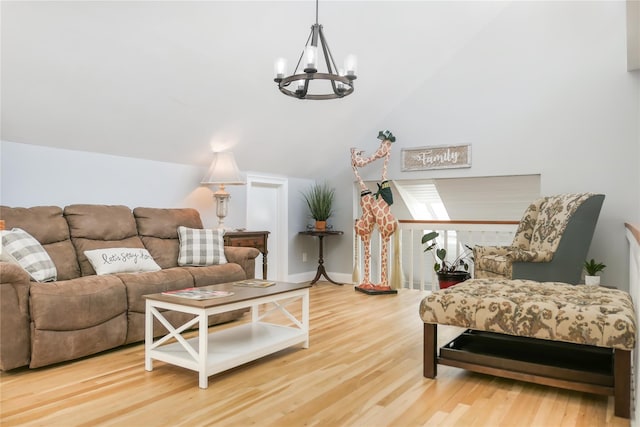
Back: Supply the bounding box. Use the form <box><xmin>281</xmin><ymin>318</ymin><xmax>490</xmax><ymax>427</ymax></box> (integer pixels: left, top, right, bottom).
<box><xmin>351</xmin><ymin>130</ymin><xmax>399</xmax><ymax>292</ymax></box>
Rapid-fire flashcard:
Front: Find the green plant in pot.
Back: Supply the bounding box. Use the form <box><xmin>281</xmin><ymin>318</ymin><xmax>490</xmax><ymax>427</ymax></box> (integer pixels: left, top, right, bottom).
<box><xmin>421</xmin><ymin>231</ymin><xmax>473</xmax><ymax>289</ymax></box>
<box><xmin>584</xmin><ymin>258</ymin><xmax>606</xmax><ymax>286</ymax></box>
<box><xmin>302</xmin><ymin>182</ymin><xmax>335</xmax><ymax>231</ymax></box>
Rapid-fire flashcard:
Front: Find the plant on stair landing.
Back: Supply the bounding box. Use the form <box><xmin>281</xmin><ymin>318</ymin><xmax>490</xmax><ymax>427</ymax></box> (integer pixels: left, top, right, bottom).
<box><xmin>421</xmin><ymin>231</ymin><xmax>473</xmax><ymax>289</ymax></box>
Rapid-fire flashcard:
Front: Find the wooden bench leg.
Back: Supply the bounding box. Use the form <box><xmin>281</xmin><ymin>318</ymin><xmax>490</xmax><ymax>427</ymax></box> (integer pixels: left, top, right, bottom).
<box><xmin>614</xmin><ymin>349</ymin><xmax>631</xmax><ymax>418</ymax></box>
<box><xmin>423</xmin><ymin>323</ymin><xmax>437</xmax><ymax>378</ymax></box>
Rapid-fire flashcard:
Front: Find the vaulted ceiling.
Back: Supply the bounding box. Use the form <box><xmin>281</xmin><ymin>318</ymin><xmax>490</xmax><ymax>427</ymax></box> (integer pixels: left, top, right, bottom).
<box><xmin>1</xmin><ymin>1</ymin><xmax>511</xmax><ymax>179</ymax></box>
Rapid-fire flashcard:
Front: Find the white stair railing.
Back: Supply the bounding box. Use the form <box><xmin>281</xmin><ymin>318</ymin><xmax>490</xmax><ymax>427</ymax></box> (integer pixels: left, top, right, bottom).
<box><xmin>352</xmin><ymin>220</ymin><xmax>519</xmax><ymax>292</ymax></box>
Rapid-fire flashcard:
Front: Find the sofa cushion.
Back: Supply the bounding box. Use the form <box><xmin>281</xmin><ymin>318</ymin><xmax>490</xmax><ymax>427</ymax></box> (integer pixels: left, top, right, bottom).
<box><xmin>118</xmin><ymin>267</ymin><xmax>246</xmax><ymax>344</ymax></box>
<box><xmin>84</xmin><ymin>247</ymin><xmax>161</xmax><ymax>275</ymax></box>
<box><xmin>177</xmin><ymin>226</ymin><xmax>227</xmax><ymax>266</ymax></box>
<box><xmin>1</xmin><ymin>228</ymin><xmax>57</xmax><ymax>282</ymax></box>
<box><xmin>0</xmin><ymin>206</ymin><xmax>81</xmax><ymax>280</ymax></box>
<box><xmin>30</xmin><ymin>315</ymin><xmax>128</xmax><ymax>368</ymax></box>
<box><xmin>119</xmin><ymin>268</ymin><xmax>194</xmax><ymax>314</ymax></box>
<box><xmin>183</xmin><ymin>263</ymin><xmax>246</xmax><ymax>287</ymax></box>
<box><xmin>65</xmin><ymin>205</ymin><xmax>145</xmax><ymax>276</ymax></box>
<box><xmin>133</xmin><ymin>207</ymin><xmax>203</xmax><ymax>269</ymax></box>
<box><xmin>30</xmin><ymin>275</ymin><xmax>127</xmax><ymax>330</ymax></box>
<box><xmin>117</xmin><ymin>267</ymin><xmax>194</xmax><ymax>343</ymax></box>
<box><xmin>29</xmin><ymin>275</ymin><xmax>128</xmax><ymax>367</ymax></box>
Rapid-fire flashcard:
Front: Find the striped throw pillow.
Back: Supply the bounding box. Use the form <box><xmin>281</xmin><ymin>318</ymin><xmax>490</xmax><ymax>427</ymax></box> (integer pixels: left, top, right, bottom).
<box><xmin>177</xmin><ymin>226</ymin><xmax>227</xmax><ymax>266</ymax></box>
<box><xmin>0</xmin><ymin>228</ymin><xmax>57</xmax><ymax>282</ymax></box>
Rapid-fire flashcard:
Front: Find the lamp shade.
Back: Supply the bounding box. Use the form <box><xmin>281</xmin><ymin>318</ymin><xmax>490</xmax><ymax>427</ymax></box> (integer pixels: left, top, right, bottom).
<box><xmin>201</xmin><ymin>151</ymin><xmax>244</xmax><ymax>185</ymax></box>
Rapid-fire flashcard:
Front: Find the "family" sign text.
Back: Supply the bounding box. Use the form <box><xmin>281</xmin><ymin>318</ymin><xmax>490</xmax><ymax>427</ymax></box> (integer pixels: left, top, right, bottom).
<box><xmin>401</xmin><ymin>144</ymin><xmax>471</xmax><ymax>171</ymax></box>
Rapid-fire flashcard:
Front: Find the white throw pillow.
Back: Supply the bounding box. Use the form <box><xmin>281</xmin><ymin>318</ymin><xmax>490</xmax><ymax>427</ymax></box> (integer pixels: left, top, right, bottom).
<box><xmin>84</xmin><ymin>248</ymin><xmax>161</xmax><ymax>275</ymax></box>
<box><xmin>177</xmin><ymin>226</ymin><xmax>227</xmax><ymax>266</ymax></box>
<box><xmin>0</xmin><ymin>228</ymin><xmax>57</xmax><ymax>282</ymax></box>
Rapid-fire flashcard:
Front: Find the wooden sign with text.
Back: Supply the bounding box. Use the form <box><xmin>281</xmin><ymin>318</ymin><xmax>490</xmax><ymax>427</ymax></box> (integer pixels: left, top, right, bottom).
<box><xmin>401</xmin><ymin>144</ymin><xmax>471</xmax><ymax>171</ymax></box>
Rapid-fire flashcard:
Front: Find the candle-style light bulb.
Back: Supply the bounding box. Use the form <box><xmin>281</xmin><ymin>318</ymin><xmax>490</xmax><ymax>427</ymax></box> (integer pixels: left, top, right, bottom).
<box><xmin>274</xmin><ymin>58</ymin><xmax>287</xmax><ymax>81</ymax></box>
<box><xmin>304</xmin><ymin>46</ymin><xmax>318</xmax><ymax>73</ymax></box>
<box><xmin>345</xmin><ymin>54</ymin><xmax>357</xmax><ymax>80</ymax></box>
<box><xmin>294</xmin><ymin>79</ymin><xmax>306</xmax><ymax>95</ymax></box>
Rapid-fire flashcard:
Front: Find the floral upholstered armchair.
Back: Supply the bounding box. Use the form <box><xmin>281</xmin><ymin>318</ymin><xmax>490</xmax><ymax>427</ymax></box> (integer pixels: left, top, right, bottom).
<box><xmin>474</xmin><ymin>193</ymin><xmax>605</xmax><ymax>284</ymax></box>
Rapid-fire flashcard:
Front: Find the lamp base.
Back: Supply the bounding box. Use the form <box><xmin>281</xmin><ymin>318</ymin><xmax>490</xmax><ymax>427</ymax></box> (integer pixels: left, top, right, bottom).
<box><xmin>213</xmin><ymin>187</ymin><xmax>230</xmax><ymax>230</ymax></box>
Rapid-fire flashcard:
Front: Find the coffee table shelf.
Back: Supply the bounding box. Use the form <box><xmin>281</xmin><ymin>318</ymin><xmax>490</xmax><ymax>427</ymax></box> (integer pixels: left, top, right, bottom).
<box><xmin>149</xmin><ymin>323</ymin><xmax>307</xmax><ymax>375</ymax></box>
<box><xmin>144</xmin><ymin>282</ymin><xmax>310</xmax><ymax>388</ymax></box>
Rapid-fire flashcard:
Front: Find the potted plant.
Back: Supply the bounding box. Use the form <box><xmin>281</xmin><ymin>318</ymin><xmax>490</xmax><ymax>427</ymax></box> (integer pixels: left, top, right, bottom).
<box><xmin>422</xmin><ymin>231</ymin><xmax>473</xmax><ymax>289</ymax></box>
<box><xmin>302</xmin><ymin>182</ymin><xmax>335</xmax><ymax>230</ymax></box>
<box><xmin>584</xmin><ymin>258</ymin><xmax>606</xmax><ymax>286</ymax></box>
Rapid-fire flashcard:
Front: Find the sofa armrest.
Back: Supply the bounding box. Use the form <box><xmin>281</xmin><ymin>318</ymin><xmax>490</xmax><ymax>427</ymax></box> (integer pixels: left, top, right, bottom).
<box><xmin>474</xmin><ymin>245</ymin><xmax>512</xmax><ymax>259</ymax></box>
<box><xmin>0</xmin><ymin>262</ymin><xmax>32</xmax><ymax>370</ymax></box>
<box><xmin>508</xmin><ymin>248</ymin><xmax>554</xmax><ymax>263</ymax></box>
<box><xmin>224</xmin><ymin>246</ymin><xmax>261</xmax><ymax>279</ymax></box>
<box><xmin>475</xmin><ymin>245</ymin><xmax>553</xmax><ymax>263</ymax></box>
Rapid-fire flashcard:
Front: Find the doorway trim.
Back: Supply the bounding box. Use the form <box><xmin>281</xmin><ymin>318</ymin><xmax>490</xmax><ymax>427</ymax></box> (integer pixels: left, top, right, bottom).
<box><xmin>245</xmin><ymin>173</ymin><xmax>288</xmax><ymax>281</ymax></box>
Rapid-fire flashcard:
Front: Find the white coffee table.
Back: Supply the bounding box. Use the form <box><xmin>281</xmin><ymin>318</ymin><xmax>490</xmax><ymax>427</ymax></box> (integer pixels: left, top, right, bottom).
<box><xmin>144</xmin><ymin>281</ymin><xmax>311</xmax><ymax>388</ymax></box>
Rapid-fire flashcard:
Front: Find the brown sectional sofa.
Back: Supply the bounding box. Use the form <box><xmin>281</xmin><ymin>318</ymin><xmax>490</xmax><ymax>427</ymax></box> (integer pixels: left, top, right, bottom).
<box><xmin>0</xmin><ymin>204</ymin><xmax>260</xmax><ymax>370</ymax></box>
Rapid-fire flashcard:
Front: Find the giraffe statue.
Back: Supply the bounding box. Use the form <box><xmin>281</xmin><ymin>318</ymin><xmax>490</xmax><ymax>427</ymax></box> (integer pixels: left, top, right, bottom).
<box><xmin>351</xmin><ymin>130</ymin><xmax>399</xmax><ymax>292</ymax></box>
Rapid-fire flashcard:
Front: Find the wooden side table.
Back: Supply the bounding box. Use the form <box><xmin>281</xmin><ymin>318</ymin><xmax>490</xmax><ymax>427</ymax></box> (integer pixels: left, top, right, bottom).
<box><xmin>299</xmin><ymin>230</ymin><xmax>344</xmax><ymax>285</ymax></box>
<box><xmin>223</xmin><ymin>231</ymin><xmax>270</xmax><ymax>279</ymax></box>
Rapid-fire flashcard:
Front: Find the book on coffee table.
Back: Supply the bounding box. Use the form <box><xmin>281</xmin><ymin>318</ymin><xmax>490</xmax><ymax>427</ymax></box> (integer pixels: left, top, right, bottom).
<box><xmin>162</xmin><ymin>288</ymin><xmax>234</xmax><ymax>300</ymax></box>
<box><xmin>233</xmin><ymin>279</ymin><xmax>276</xmax><ymax>288</ymax></box>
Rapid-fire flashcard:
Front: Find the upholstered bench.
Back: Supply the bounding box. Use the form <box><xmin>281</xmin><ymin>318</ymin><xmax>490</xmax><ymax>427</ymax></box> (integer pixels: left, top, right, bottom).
<box><xmin>419</xmin><ymin>279</ymin><xmax>637</xmax><ymax>418</ymax></box>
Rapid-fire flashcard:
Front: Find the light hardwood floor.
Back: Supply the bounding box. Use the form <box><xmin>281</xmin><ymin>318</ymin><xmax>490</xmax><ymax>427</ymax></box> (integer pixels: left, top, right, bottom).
<box><xmin>0</xmin><ymin>282</ymin><xmax>630</xmax><ymax>427</ymax></box>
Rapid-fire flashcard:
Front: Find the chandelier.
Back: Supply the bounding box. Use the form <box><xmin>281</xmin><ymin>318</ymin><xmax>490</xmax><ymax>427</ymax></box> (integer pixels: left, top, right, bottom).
<box><xmin>273</xmin><ymin>0</ymin><xmax>357</xmax><ymax>100</ymax></box>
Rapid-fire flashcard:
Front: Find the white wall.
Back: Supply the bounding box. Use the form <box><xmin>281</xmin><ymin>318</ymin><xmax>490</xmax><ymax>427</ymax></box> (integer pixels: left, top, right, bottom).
<box><xmin>1</xmin><ymin>2</ymin><xmax>638</xmax><ymax>289</ymax></box>
<box><xmin>0</xmin><ymin>140</ymin><xmax>227</xmax><ymax>225</ymax></box>
<box><xmin>1</xmin><ymin>140</ymin><xmax>198</xmax><ymax>205</ymax></box>
<box><xmin>325</xmin><ymin>1</ymin><xmax>640</xmax><ymax>290</ymax></box>
<box><xmin>0</xmin><ymin>140</ymin><xmax>320</xmax><ymax>280</ymax></box>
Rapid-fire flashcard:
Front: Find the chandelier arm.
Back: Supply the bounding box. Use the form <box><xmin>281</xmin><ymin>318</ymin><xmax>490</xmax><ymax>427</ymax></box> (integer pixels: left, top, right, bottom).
<box><xmin>318</xmin><ymin>27</ymin><xmax>339</xmax><ymax>75</ymax></box>
<box><xmin>311</xmin><ymin>24</ymin><xmax>319</xmax><ymax>47</ymax></box>
<box><xmin>317</xmin><ymin>26</ymin><xmax>341</xmax><ymax>95</ymax></box>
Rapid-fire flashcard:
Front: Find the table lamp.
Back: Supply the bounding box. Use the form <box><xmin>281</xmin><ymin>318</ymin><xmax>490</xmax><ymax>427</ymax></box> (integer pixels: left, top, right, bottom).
<box><xmin>201</xmin><ymin>151</ymin><xmax>244</xmax><ymax>229</ymax></box>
